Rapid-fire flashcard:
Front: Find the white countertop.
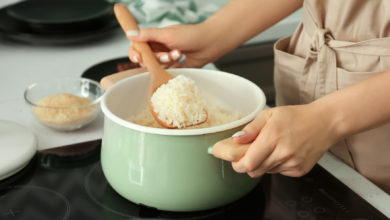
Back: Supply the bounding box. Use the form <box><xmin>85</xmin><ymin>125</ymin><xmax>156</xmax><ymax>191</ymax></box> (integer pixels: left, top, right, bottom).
<box><xmin>0</xmin><ymin>0</ymin><xmax>389</xmax><ymax>217</ymax></box>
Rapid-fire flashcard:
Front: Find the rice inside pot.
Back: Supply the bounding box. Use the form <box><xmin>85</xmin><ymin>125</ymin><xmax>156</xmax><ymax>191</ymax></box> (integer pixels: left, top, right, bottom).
<box><xmin>128</xmin><ymin>103</ymin><xmax>241</xmax><ymax>129</ymax></box>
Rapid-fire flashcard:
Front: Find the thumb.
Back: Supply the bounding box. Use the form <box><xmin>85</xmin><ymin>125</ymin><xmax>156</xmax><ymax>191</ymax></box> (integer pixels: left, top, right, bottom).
<box><xmin>127</xmin><ymin>27</ymin><xmax>166</xmax><ymax>43</ymax></box>
<box><xmin>232</xmin><ymin>108</ymin><xmax>272</xmax><ymax>144</ymax></box>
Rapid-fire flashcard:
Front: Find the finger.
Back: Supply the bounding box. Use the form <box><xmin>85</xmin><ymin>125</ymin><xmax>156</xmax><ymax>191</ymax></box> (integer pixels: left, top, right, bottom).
<box><xmin>177</xmin><ymin>54</ymin><xmax>186</xmax><ymax>64</ymax></box>
<box><xmin>232</xmin><ymin>109</ymin><xmax>272</xmax><ymax>144</ymax></box>
<box><xmin>268</xmin><ymin>159</ymin><xmax>310</xmax><ymax>177</ymax></box>
<box><xmin>128</xmin><ymin>46</ymin><xmax>141</xmax><ymax>63</ymax></box>
<box><xmin>157</xmin><ymin>52</ymin><xmax>179</xmax><ymax>69</ymax></box>
<box><xmin>170</xmin><ymin>50</ymin><xmax>182</xmax><ymax>61</ymax></box>
<box><xmin>128</xmin><ymin>27</ymin><xmax>167</xmax><ymax>43</ymax></box>
<box><xmin>279</xmin><ymin>169</ymin><xmax>307</xmax><ymax>177</ymax></box>
<box><xmin>266</xmin><ymin>163</ymin><xmax>288</xmax><ymax>174</ymax></box>
<box><xmin>126</xmin><ymin>30</ymin><xmax>139</xmax><ymax>40</ymax></box>
<box><xmin>168</xmin><ymin>54</ymin><xmax>187</xmax><ymax>68</ymax></box>
<box><xmin>156</xmin><ymin>52</ymin><xmax>171</xmax><ymax>64</ymax></box>
<box><xmin>149</xmin><ymin>42</ymin><xmax>170</xmax><ymax>53</ymax></box>
<box><xmin>232</xmin><ymin>128</ymin><xmax>275</xmax><ymax>173</ymax></box>
<box><xmin>246</xmin><ymin>149</ymin><xmax>288</xmax><ymax>178</ymax></box>
<box><xmin>265</xmin><ymin>149</ymin><xmax>297</xmax><ymax>174</ymax></box>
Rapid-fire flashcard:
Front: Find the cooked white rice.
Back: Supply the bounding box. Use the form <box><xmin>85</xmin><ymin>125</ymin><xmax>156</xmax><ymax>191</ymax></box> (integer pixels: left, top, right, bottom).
<box><xmin>128</xmin><ymin>103</ymin><xmax>241</xmax><ymax>129</ymax></box>
<box><xmin>150</xmin><ymin>75</ymin><xmax>208</xmax><ymax>128</ymax></box>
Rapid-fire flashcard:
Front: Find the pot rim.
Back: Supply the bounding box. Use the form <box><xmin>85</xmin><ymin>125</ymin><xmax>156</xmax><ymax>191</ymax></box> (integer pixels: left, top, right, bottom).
<box><xmin>101</xmin><ymin>68</ymin><xmax>266</xmax><ymax>136</ymax></box>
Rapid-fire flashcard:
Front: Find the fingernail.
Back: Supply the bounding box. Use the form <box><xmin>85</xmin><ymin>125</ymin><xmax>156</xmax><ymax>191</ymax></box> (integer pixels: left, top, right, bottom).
<box><xmin>232</xmin><ymin>130</ymin><xmax>246</xmax><ymax>138</ymax></box>
<box><xmin>133</xmin><ymin>55</ymin><xmax>139</xmax><ymax>63</ymax></box>
<box><xmin>178</xmin><ymin>54</ymin><xmax>186</xmax><ymax>63</ymax></box>
<box><xmin>126</xmin><ymin>30</ymin><xmax>139</xmax><ymax>37</ymax></box>
<box><xmin>159</xmin><ymin>54</ymin><xmax>170</xmax><ymax>63</ymax></box>
<box><xmin>207</xmin><ymin>146</ymin><xmax>213</xmax><ymax>155</ymax></box>
<box><xmin>170</xmin><ymin>50</ymin><xmax>180</xmax><ymax>60</ymax></box>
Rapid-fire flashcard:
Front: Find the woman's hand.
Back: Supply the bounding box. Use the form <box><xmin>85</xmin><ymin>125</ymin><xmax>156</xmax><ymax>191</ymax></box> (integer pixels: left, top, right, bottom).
<box><xmin>232</xmin><ymin>103</ymin><xmax>341</xmax><ymax>178</ymax></box>
<box><xmin>126</xmin><ymin>0</ymin><xmax>303</xmax><ymax>69</ymax></box>
<box><xmin>127</xmin><ymin>24</ymin><xmax>218</xmax><ymax>68</ymax></box>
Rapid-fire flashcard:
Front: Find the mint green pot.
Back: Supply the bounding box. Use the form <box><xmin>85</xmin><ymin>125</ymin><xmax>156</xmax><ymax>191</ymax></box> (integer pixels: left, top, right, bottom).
<box><xmin>100</xmin><ymin>68</ymin><xmax>266</xmax><ymax>211</ymax></box>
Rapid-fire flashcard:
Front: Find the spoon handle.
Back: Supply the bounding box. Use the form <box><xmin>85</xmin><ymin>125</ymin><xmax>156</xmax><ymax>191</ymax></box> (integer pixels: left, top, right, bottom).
<box><xmin>212</xmin><ymin>137</ymin><xmax>250</xmax><ymax>162</ymax></box>
<box><xmin>114</xmin><ymin>4</ymin><xmax>162</xmax><ymax>73</ymax></box>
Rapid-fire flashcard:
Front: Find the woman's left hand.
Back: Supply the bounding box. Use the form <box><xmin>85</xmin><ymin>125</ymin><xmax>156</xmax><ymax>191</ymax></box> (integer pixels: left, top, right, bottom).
<box><xmin>232</xmin><ymin>103</ymin><xmax>341</xmax><ymax>178</ymax></box>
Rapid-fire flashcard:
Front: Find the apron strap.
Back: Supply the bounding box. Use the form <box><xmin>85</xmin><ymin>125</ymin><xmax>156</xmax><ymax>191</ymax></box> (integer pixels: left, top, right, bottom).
<box><xmin>329</xmin><ymin>39</ymin><xmax>390</xmax><ymax>56</ymax></box>
<box><xmin>301</xmin><ymin>5</ymin><xmax>390</xmax><ymax>99</ymax></box>
<box><xmin>303</xmin><ymin>6</ymin><xmax>390</xmax><ymax>56</ymax></box>
<box><xmin>302</xmin><ymin>8</ymin><xmax>337</xmax><ymax>99</ymax></box>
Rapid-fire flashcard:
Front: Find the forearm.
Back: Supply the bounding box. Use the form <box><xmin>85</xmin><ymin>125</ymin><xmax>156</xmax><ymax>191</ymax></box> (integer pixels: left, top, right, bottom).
<box><xmin>200</xmin><ymin>0</ymin><xmax>303</xmax><ymax>59</ymax></box>
<box><xmin>313</xmin><ymin>70</ymin><xmax>390</xmax><ymax>140</ymax></box>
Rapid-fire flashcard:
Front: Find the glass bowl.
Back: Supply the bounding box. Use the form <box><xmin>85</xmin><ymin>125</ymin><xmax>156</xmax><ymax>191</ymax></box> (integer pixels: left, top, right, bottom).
<box><xmin>24</xmin><ymin>77</ymin><xmax>105</xmax><ymax>131</ymax></box>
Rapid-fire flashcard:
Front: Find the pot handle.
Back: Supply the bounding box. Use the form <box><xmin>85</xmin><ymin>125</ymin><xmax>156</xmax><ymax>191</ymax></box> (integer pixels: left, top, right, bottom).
<box><xmin>100</xmin><ymin>67</ymin><xmax>147</xmax><ymax>90</ymax></box>
<box><xmin>208</xmin><ymin>137</ymin><xmax>250</xmax><ymax>162</ymax></box>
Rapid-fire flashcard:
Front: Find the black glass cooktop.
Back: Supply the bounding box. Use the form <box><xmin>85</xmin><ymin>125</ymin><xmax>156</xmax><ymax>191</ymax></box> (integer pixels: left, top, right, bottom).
<box><xmin>0</xmin><ymin>140</ymin><xmax>387</xmax><ymax>220</ymax></box>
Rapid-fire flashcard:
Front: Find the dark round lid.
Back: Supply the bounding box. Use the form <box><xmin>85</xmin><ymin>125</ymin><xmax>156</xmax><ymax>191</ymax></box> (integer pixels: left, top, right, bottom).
<box><xmin>6</xmin><ymin>0</ymin><xmax>113</xmax><ymax>25</ymax></box>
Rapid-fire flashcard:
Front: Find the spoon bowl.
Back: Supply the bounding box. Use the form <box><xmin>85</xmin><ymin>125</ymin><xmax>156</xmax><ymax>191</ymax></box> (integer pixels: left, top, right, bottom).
<box><xmin>113</xmin><ymin>3</ymin><xmax>207</xmax><ymax>128</ymax></box>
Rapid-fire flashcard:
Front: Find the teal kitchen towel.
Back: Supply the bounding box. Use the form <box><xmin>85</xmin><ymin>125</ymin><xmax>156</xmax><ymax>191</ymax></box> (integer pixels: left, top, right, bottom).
<box><xmin>109</xmin><ymin>0</ymin><xmax>222</xmax><ymax>27</ymax></box>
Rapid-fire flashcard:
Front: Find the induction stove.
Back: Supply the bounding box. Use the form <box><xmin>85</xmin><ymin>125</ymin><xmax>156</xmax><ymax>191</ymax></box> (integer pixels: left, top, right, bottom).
<box><xmin>0</xmin><ymin>140</ymin><xmax>387</xmax><ymax>220</ymax></box>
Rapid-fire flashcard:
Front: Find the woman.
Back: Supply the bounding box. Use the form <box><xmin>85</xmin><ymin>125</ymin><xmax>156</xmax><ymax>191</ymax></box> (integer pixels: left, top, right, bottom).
<box><xmin>127</xmin><ymin>0</ymin><xmax>390</xmax><ymax>193</ymax></box>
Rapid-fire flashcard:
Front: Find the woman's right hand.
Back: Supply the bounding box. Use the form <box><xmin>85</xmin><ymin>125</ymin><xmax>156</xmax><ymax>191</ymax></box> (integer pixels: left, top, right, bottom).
<box><xmin>127</xmin><ymin>23</ymin><xmax>216</xmax><ymax>68</ymax></box>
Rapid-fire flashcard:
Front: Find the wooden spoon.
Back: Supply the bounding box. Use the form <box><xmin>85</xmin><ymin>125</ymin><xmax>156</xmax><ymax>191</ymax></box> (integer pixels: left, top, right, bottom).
<box><xmin>113</xmin><ymin>3</ymin><xmax>207</xmax><ymax>129</ymax></box>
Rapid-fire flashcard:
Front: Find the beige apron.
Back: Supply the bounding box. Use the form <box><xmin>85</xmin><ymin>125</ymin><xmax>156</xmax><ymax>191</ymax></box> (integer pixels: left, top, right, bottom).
<box><xmin>273</xmin><ymin>0</ymin><xmax>390</xmax><ymax>193</ymax></box>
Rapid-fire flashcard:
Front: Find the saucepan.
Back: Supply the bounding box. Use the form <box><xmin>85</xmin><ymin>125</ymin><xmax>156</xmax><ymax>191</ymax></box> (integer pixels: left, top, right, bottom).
<box><xmin>100</xmin><ymin>68</ymin><xmax>266</xmax><ymax>211</ymax></box>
